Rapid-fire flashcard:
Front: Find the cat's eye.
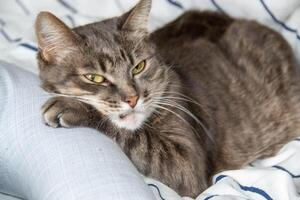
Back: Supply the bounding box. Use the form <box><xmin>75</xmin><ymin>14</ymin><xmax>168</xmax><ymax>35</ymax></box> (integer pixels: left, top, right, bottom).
<box><xmin>84</xmin><ymin>74</ymin><xmax>105</xmax><ymax>84</ymax></box>
<box><xmin>132</xmin><ymin>60</ymin><xmax>146</xmax><ymax>76</ymax></box>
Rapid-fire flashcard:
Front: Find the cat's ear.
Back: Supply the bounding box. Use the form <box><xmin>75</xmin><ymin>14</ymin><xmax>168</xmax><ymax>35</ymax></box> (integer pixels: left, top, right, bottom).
<box><xmin>35</xmin><ymin>12</ymin><xmax>78</xmax><ymax>63</ymax></box>
<box><xmin>122</xmin><ymin>0</ymin><xmax>152</xmax><ymax>33</ymax></box>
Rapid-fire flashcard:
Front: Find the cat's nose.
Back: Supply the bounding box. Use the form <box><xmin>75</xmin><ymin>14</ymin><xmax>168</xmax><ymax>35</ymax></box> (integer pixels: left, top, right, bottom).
<box><xmin>126</xmin><ymin>95</ymin><xmax>139</xmax><ymax>108</ymax></box>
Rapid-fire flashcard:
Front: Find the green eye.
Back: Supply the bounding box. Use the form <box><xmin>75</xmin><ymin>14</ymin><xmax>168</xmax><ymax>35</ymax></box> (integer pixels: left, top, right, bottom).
<box><xmin>132</xmin><ymin>60</ymin><xmax>146</xmax><ymax>75</ymax></box>
<box><xmin>84</xmin><ymin>74</ymin><xmax>105</xmax><ymax>84</ymax></box>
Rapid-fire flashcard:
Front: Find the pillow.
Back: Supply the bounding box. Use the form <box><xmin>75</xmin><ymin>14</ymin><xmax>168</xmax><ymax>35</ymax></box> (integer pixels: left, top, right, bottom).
<box><xmin>0</xmin><ymin>61</ymin><xmax>155</xmax><ymax>200</ymax></box>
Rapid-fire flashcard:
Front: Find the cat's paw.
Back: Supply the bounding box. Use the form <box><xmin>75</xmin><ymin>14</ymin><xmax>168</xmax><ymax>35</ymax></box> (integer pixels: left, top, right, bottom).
<box><xmin>42</xmin><ymin>97</ymin><xmax>89</xmax><ymax>128</ymax></box>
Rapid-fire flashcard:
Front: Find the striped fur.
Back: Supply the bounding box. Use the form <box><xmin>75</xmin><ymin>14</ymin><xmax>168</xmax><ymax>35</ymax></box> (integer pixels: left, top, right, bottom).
<box><xmin>36</xmin><ymin>1</ymin><xmax>300</xmax><ymax>198</ymax></box>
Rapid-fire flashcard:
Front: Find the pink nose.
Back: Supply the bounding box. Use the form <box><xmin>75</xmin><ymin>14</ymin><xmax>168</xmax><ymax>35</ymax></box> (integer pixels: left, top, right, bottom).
<box><xmin>126</xmin><ymin>95</ymin><xmax>139</xmax><ymax>108</ymax></box>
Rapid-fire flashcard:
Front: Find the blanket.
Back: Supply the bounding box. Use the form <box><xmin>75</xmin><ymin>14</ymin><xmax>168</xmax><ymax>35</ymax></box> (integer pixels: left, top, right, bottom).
<box><xmin>1</xmin><ymin>0</ymin><xmax>300</xmax><ymax>199</ymax></box>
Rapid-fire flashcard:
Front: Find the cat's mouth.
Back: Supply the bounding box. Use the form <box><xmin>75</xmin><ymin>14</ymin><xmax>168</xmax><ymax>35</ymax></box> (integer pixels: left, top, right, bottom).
<box><xmin>110</xmin><ymin>110</ymin><xmax>146</xmax><ymax>131</ymax></box>
<box><xmin>118</xmin><ymin>111</ymin><xmax>145</xmax><ymax>125</ymax></box>
<box><xmin>119</xmin><ymin>111</ymin><xmax>141</xmax><ymax>119</ymax></box>
<box><xmin>108</xmin><ymin>99</ymin><xmax>153</xmax><ymax>131</ymax></box>
<box><xmin>119</xmin><ymin>112</ymin><xmax>131</xmax><ymax>119</ymax></box>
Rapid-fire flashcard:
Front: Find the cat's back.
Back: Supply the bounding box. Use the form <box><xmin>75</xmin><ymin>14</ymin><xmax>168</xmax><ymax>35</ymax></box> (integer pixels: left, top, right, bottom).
<box><xmin>152</xmin><ymin>11</ymin><xmax>300</xmax><ymax>171</ymax></box>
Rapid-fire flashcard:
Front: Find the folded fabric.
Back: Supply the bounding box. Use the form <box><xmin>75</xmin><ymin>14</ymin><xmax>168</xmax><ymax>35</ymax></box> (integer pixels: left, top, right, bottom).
<box><xmin>145</xmin><ymin>139</ymin><xmax>300</xmax><ymax>200</ymax></box>
<box><xmin>1</xmin><ymin>0</ymin><xmax>300</xmax><ymax>199</ymax></box>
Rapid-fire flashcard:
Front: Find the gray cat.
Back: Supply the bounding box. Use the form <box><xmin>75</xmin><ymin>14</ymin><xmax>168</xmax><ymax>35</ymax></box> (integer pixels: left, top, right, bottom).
<box><xmin>35</xmin><ymin>0</ymin><xmax>300</xmax><ymax>197</ymax></box>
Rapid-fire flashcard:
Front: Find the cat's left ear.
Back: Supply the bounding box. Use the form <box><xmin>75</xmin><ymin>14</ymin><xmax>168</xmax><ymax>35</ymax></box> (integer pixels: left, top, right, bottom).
<box><xmin>121</xmin><ymin>0</ymin><xmax>152</xmax><ymax>34</ymax></box>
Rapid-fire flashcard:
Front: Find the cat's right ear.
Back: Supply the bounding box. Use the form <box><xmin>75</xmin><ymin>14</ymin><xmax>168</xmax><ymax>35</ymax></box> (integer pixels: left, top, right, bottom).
<box><xmin>121</xmin><ymin>0</ymin><xmax>152</xmax><ymax>34</ymax></box>
<box><xmin>35</xmin><ymin>12</ymin><xmax>78</xmax><ymax>64</ymax></box>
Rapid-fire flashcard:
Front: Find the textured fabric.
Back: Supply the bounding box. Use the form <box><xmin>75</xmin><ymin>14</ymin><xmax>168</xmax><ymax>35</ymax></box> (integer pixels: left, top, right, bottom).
<box><xmin>0</xmin><ymin>0</ymin><xmax>299</xmax><ymax>74</ymax></box>
<box><xmin>1</xmin><ymin>0</ymin><xmax>300</xmax><ymax>200</ymax></box>
<box><xmin>146</xmin><ymin>138</ymin><xmax>300</xmax><ymax>200</ymax></box>
<box><xmin>0</xmin><ymin>62</ymin><xmax>155</xmax><ymax>200</ymax></box>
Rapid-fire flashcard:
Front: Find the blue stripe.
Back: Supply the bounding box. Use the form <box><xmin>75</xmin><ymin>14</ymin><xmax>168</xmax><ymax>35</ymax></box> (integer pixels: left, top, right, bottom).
<box><xmin>166</xmin><ymin>0</ymin><xmax>184</xmax><ymax>9</ymax></box>
<box><xmin>148</xmin><ymin>184</ymin><xmax>166</xmax><ymax>200</ymax></box>
<box><xmin>273</xmin><ymin>165</ymin><xmax>300</xmax><ymax>178</ymax></box>
<box><xmin>204</xmin><ymin>195</ymin><xmax>219</xmax><ymax>200</ymax></box>
<box><xmin>210</xmin><ymin>0</ymin><xmax>226</xmax><ymax>13</ymax></box>
<box><xmin>15</xmin><ymin>0</ymin><xmax>31</xmax><ymax>15</ymax></box>
<box><xmin>294</xmin><ymin>138</ymin><xmax>300</xmax><ymax>141</ymax></box>
<box><xmin>260</xmin><ymin>0</ymin><xmax>300</xmax><ymax>40</ymax></box>
<box><xmin>19</xmin><ymin>43</ymin><xmax>38</xmax><ymax>52</ymax></box>
<box><xmin>214</xmin><ymin>175</ymin><xmax>273</xmax><ymax>200</ymax></box>
<box><xmin>0</xmin><ymin>192</ymin><xmax>26</xmax><ymax>200</ymax></box>
<box><xmin>215</xmin><ymin>174</ymin><xmax>227</xmax><ymax>183</ymax></box>
<box><xmin>65</xmin><ymin>15</ymin><xmax>76</xmax><ymax>27</ymax></box>
<box><xmin>57</xmin><ymin>0</ymin><xmax>77</xmax><ymax>13</ymax></box>
<box><xmin>239</xmin><ymin>185</ymin><xmax>273</xmax><ymax>200</ymax></box>
<box><xmin>0</xmin><ymin>19</ymin><xmax>5</xmax><ymax>26</ymax></box>
<box><xmin>0</xmin><ymin>29</ymin><xmax>21</xmax><ymax>42</ymax></box>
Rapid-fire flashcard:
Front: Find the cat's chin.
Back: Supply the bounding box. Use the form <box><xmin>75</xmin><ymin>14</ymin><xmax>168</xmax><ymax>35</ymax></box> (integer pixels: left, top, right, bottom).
<box><xmin>109</xmin><ymin>111</ymin><xmax>147</xmax><ymax>131</ymax></box>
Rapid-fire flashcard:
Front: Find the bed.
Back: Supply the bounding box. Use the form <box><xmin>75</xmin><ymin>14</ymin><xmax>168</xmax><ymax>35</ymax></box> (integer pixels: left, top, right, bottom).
<box><xmin>1</xmin><ymin>0</ymin><xmax>300</xmax><ymax>199</ymax></box>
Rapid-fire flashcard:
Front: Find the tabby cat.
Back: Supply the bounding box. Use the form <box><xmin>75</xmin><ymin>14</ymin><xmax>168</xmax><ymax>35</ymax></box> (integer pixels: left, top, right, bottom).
<box><xmin>35</xmin><ymin>0</ymin><xmax>300</xmax><ymax>197</ymax></box>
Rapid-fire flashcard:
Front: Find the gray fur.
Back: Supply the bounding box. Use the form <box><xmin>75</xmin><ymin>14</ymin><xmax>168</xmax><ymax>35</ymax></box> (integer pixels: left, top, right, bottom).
<box><xmin>35</xmin><ymin>0</ymin><xmax>300</xmax><ymax>197</ymax></box>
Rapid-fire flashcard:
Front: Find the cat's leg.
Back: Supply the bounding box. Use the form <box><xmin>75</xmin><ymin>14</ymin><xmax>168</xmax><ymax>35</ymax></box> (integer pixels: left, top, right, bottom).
<box><xmin>42</xmin><ymin>97</ymin><xmax>100</xmax><ymax>128</ymax></box>
<box><xmin>119</xmin><ymin>126</ymin><xmax>209</xmax><ymax>198</ymax></box>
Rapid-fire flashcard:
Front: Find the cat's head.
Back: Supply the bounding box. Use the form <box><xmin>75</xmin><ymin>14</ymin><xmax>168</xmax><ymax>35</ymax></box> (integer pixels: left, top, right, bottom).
<box><xmin>35</xmin><ymin>0</ymin><xmax>175</xmax><ymax>131</ymax></box>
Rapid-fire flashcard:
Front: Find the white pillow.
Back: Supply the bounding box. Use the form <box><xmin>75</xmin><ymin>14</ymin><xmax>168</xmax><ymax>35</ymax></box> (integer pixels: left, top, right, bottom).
<box><xmin>0</xmin><ymin>61</ymin><xmax>155</xmax><ymax>200</ymax></box>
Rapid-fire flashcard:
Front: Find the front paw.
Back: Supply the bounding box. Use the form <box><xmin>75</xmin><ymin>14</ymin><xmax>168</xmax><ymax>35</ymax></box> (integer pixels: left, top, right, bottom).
<box><xmin>42</xmin><ymin>97</ymin><xmax>89</xmax><ymax>128</ymax></box>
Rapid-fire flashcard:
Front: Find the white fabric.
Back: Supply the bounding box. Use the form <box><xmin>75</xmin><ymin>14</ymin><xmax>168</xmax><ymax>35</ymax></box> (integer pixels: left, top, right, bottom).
<box><xmin>1</xmin><ymin>0</ymin><xmax>300</xmax><ymax>200</ymax></box>
<box><xmin>0</xmin><ymin>62</ymin><xmax>155</xmax><ymax>200</ymax></box>
<box><xmin>146</xmin><ymin>139</ymin><xmax>300</xmax><ymax>200</ymax></box>
<box><xmin>0</xmin><ymin>0</ymin><xmax>300</xmax><ymax>74</ymax></box>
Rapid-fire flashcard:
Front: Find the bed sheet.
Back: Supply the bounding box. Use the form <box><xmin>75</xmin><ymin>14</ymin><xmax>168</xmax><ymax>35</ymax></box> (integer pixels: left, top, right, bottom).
<box><xmin>1</xmin><ymin>0</ymin><xmax>300</xmax><ymax>200</ymax></box>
